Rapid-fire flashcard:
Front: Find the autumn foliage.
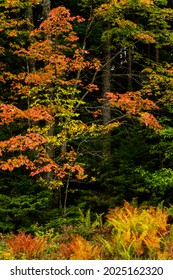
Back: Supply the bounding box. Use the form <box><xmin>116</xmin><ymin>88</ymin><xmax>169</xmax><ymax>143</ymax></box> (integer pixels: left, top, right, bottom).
<box><xmin>4</xmin><ymin>232</ymin><xmax>48</xmax><ymax>259</ymax></box>
<box><xmin>0</xmin><ymin>2</ymin><xmax>165</xmax><ymax>183</ymax></box>
<box><xmin>0</xmin><ymin>6</ymin><xmax>100</xmax><ymax>182</ymax></box>
<box><xmin>1</xmin><ymin>0</ymin><xmax>173</xmax><ymax>261</ymax></box>
<box><xmin>57</xmin><ymin>234</ymin><xmax>101</xmax><ymax>260</ymax></box>
<box><xmin>105</xmin><ymin>91</ymin><xmax>162</xmax><ymax>130</ymax></box>
<box><xmin>1</xmin><ymin>202</ymin><xmax>173</xmax><ymax>260</ymax></box>
<box><xmin>100</xmin><ymin>201</ymin><xmax>170</xmax><ymax>259</ymax></box>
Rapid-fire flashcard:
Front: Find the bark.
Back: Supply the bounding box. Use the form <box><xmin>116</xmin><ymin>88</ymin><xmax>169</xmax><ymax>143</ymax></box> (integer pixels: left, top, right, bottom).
<box><xmin>41</xmin><ymin>0</ymin><xmax>54</xmax><ymax>183</ymax></box>
<box><xmin>25</xmin><ymin>5</ymin><xmax>36</xmax><ymax>73</ymax></box>
<box><xmin>148</xmin><ymin>44</ymin><xmax>151</xmax><ymax>59</ymax></box>
<box><xmin>25</xmin><ymin>4</ymin><xmax>34</xmax><ymax>31</ymax></box>
<box><xmin>42</xmin><ymin>0</ymin><xmax>51</xmax><ymax>21</ymax></box>
<box><xmin>156</xmin><ymin>47</ymin><xmax>159</xmax><ymax>63</ymax></box>
<box><xmin>127</xmin><ymin>46</ymin><xmax>132</xmax><ymax>91</ymax></box>
<box><xmin>102</xmin><ymin>39</ymin><xmax>111</xmax><ymax>158</ymax></box>
<box><xmin>42</xmin><ymin>0</ymin><xmax>63</xmax><ymax>209</ymax></box>
<box><xmin>25</xmin><ymin>3</ymin><xmax>36</xmax><ymax>128</ymax></box>
<box><xmin>63</xmin><ymin>176</ymin><xmax>70</xmax><ymax>216</ymax></box>
<box><xmin>75</xmin><ymin>5</ymin><xmax>94</xmax><ymax>87</ymax></box>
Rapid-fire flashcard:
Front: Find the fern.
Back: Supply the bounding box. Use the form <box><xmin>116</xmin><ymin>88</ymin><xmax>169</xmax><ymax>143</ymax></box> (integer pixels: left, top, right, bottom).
<box><xmin>57</xmin><ymin>234</ymin><xmax>101</xmax><ymax>260</ymax></box>
<box><xmin>100</xmin><ymin>201</ymin><xmax>169</xmax><ymax>259</ymax></box>
<box><xmin>4</xmin><ymin>232</ymin><xmax>48</xmax><ymax>259</ymax></box>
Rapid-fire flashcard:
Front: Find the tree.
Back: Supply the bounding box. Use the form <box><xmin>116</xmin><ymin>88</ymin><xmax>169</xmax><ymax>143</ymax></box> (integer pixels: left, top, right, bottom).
<box><xmin>0</xmin><ymin>4</ymin><xmax>101</xmax><ymax>213</ymax></box>
<box><xmin>90</xmin><ymin>0</ymin><xmax>173</xmax><ymax>205</ymax></box>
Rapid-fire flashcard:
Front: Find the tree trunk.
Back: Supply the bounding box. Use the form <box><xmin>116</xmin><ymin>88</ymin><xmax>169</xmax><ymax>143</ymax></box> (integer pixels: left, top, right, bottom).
<box><xmin>42</xmin><ymin>0</ymin><xmax>51</xmax><ymax>21</ymax></box>
<box><xmin>25</xmin><ymin>3</ymin><xmax>36</xmax><ymax>129</ymax></box>
<box><xmin>127</xmin><ymin>46</ymin><xmax>132</xmax><ymax>91</ymax></box>
<box><xmin>102</xmin><ymin>39</ymin><xmax>111</xmax><ymax>158</ymax></box>
<box><xmin>156</xmin><ymin>47</ymin><xmax>159</xmax><ymax>63</ymax></box>
<box><xmin>25</xmin><ymin>4</ymin><xmax>36</xmax><ymax>73</ymax></box>
<box><xmin>42</xmin><ymin>0</ymin><xmax>55</xmax><ymax>183</ymax></box>
<box><xmin>41</xmin><ymin>0</ymin><xmax>63</xmax><ymax>209</ymax></box>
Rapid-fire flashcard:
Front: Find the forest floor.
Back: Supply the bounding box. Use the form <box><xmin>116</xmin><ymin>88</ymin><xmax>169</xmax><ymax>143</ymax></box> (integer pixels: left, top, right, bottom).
<box><xmin>0</xmin><ymin>202</ymin><xmax>173</xmax><ymax>260</ymax></box>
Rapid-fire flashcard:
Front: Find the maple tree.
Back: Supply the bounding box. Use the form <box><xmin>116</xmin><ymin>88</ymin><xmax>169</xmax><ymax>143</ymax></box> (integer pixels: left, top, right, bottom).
<box><xmin>0</xmin><ymin>3</ymin><xmax>102</xmax><ymax>207</ymax></box>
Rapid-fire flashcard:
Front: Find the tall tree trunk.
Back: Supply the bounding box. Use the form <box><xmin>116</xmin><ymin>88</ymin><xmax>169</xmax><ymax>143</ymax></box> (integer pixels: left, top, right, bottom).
<box><xmin>127</xmin><ymin>46</ymin><xmax>132</xmax><ymax>91</ymax></box>
<box><xmin>42</xmin><ymin>0</ymin><xmax>51</xmax><ymax>21</ymax></box>
<box><xmin>156</xmin><ymin>47</ymin><xmax>159</xmax><ymax>63</ymax></box>
<box><xmin>25</xmin><ymin>3</ymin><xmax>36</xmax><ymax>128</ymax></box>
<box><xmin>75</xmin><ymin>4</ymin><xmax>94</xmax><ymax>86</ymax></box>
<box><xmin>42</xmin><ymin>0</ymin><xmax>63</xmax><ymax>210</ymax></box>
<box><xmin>102</xmin><ymin>39</ymin><xmax>111</xmax><ymax>158</ymax></box>
<box><xmin>25</xmin><ymin>3</ymin><xmax>35</xmax><ymax>72</ymax></box>
<box><xmin>42</xmin><ymin>0</ymin><xmax>54</xmax><ymax>182</ymax></box>
<box><xmin>42</xmin><ymin>0</ymin><xmax>54</xmax><ymax>179</ymax></box>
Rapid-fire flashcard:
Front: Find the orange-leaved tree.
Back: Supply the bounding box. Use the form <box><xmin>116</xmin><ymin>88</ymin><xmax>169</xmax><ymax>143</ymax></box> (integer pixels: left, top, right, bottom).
<box><xmin>0</xmin><ymin>4</ymin><xmax>101</xmax><ymax>211</ymax></box>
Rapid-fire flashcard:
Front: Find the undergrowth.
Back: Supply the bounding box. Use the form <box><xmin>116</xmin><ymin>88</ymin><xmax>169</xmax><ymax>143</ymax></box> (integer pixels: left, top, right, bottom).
<box><xmin>0</xmin><ymin>202</ymin><xmax>173</xmax><ymax>260</ymax></box>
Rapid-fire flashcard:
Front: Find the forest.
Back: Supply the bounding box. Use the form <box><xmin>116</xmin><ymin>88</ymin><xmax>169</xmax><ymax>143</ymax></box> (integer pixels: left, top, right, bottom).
<box><xmin>0</xmin><ymin>0</ymin><xmax>173</xmax><ymax>260</ymax></box>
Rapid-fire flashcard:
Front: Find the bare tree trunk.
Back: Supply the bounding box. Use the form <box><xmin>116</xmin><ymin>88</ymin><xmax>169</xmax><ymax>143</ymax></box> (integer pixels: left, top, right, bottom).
<box><xmin>25</xmin><ymin>4</ymin><xmax>34</xmax><ymax>30</ymax></box>
<box><xmin>42</xmin><ymin>0</ymin><xmax>51</xmax><ymax>21</ymax></box>
<box><xmin>75</xmin><ymin>4</ymin><xmax>94</xmax><ymax>86</ymax></box>
<box><xmin>25</xmin><ymin>4</ymin><xmax>36</xmax><ymax>73</ymax></box>
<box><xmin>156</xmin><ymin>47</ymin><xmax>159</xmax><ymax>63</ymax></box>
<box><xmin>148</xmin><ymin>44</ymin><xmax>151</xmax><ymax>59</ymax></box>
<box><xmin>25</xmin><ymin>3</ymin><xmax>36</xmax><ymax>128</ymax></box>
<box><xmin>41</xmin><ymin>0</ymin><xmax>54</xmax><ymax>183</ymax></box>
<box><xmin>102</xmin><ymin>39</ymin><xmax>111</xmax><ymax>158</ymax></box>
<box><xmin>63</xmin><ymin>175</ymin><xmax>70</xmax><ymax>216</ymax></box>
<box><xmin>127</xmin><ymin>46</ymin><xmax>132</xmax><ymax>91</ymax></box>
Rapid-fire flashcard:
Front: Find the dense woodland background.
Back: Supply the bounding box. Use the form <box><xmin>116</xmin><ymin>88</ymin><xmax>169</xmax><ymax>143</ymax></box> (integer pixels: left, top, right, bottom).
<box><xmin>0</xmin><ymin>0</ymin><xmax>173</xmax><ymax>236</ymax></box>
